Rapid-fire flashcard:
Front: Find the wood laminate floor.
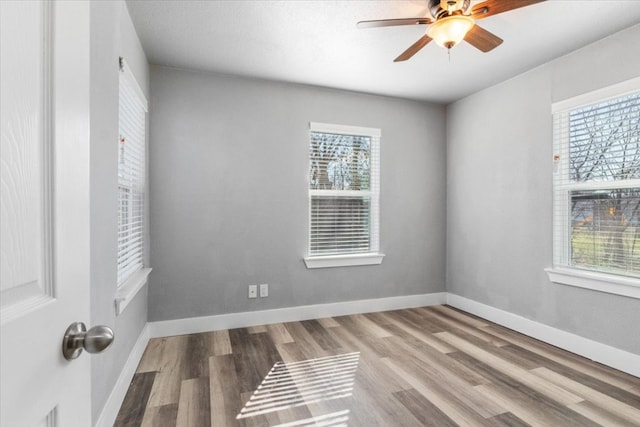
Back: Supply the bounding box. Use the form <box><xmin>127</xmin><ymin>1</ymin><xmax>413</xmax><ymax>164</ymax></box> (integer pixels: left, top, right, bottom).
<box><xmin>114</xmin><ymin>305</ymin><xmax>640</xmax><ymax>426</ymax></box>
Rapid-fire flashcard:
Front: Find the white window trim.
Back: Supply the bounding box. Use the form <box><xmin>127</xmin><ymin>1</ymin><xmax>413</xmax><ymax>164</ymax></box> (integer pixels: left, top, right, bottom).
<box><xmin>304</xmin><ymin>253</ymin><xmax>385</xmax><ymax>269</ymax></box>
<box><xmin>551</xmin><ymin>77</ymin><xmax>640</xmax><ymax>114</ymax></box>
<box><xmin>549</xmin><ymin>76</ymin><xmax>640</xmax><ymax>298</ymax></box>
<box><xmin>119</xmin><ymin>58</ymin><xmax>148</xmax><ymax>111</ymax></box>
<box><xmin>545</xmin><ymin>268</ymin><xmax>640</xmax><ymax>300</ymax></box>
<box><xmin>306</xmin><ymin>122</ymin><xmax>383</xmax><ymax>268</ymax></box>
<box><xmin>115</xmin><ymin>267</ymin><xmax>152</xmax><ymax>315</ymax></box>
<box><xmin>116</xmin><ymin>58</ymin><xmax>150</xmax><ymax>314</ymax></box>
<box><xmin>309</xmin><ymin>122</ymin><xmax>381</xmax><ymax>138</ymax></box>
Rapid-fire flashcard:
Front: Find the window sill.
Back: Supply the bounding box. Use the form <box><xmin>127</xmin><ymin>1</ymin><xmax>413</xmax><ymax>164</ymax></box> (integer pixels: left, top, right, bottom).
<box><xmin>115</xmin><ymin>268</ymin><xmax>152</xmax><ymax>315</ymax></box>
<box><xmin>545</xmin><ymin>267</ymin><xmax>640</xmax><ymax>299</ymax></box>
<box><xmin>304</xmin><ymin>253</ymin><xmax>385</xmax><ymax>269</ymax></box>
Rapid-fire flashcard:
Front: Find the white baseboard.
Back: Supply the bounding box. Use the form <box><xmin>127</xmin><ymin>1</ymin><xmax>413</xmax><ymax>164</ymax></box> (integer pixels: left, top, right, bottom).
<box><xmin>446</xmin><ymin>293</ymin><xmax>640</xmax><ymax>377</ymax></box>
<box><xmin>95</xmin><ymin>323</ymin><xmax>150</xmax><ymax>427</ymax></box>
<box><xmin>149</xmin><ymin>292</ymin><xmax>447</xmax><ymax>338</ymax></box>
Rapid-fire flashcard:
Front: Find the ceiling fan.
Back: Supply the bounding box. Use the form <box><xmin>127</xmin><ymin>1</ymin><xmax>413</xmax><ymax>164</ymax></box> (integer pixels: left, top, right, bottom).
<box><xmin>357</xmin><ymin>0</ymin><xmax>545</xmax><ymax>61</ymax></box>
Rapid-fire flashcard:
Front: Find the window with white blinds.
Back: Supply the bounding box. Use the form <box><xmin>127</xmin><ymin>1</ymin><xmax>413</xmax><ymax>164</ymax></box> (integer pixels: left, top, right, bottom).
<box><xmin>552</xmin><ymin>84</ymin><xmax>640</xmax><ymax>279</ymax></box>
<box><xmin>118</xmin><ymin>58</ymin><xmax>148</xmax><ymax>286</ymax></box>
<box><xmin>308</xmin><ymin>122</ymin><xmax>380</xmax><ymax>258</ymax></box>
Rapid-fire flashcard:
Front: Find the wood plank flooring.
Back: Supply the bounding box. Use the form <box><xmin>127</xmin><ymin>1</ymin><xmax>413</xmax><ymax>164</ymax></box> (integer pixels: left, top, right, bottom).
<box><xmin>114</xmin><ymin>305</ymin><xmax>640</xmax><ymax>426</ymax></box>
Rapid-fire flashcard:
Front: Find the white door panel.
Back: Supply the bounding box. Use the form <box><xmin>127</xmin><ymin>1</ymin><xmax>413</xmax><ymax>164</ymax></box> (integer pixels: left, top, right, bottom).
<box><xmin>1</xmin><ymin>1</ymin><xmax>92</xmax><ymax>425</ymax></box>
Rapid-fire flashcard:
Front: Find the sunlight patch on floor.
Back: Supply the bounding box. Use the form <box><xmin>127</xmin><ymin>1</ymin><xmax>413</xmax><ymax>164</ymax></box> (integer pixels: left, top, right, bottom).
<box><xmin>237</xmin><ymin>352</ymin><xmax>360</xmax><ymax>423</ymax></box>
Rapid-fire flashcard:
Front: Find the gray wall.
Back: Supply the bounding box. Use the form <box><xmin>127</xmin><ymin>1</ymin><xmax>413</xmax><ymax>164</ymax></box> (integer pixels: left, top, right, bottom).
<box><xmin>90</xmin><ymin>1</ymin><xmax>149</xmax><ymax>423</ymax></box>
<box><xmin>149</xmin><ymin>67</ymin><xmax>447</xmax><ymax>321</ymax></box>
<box><xmin>446</xmin><ymin>24</ymin><xmax>640</xmax><ymax>355</ymax></box>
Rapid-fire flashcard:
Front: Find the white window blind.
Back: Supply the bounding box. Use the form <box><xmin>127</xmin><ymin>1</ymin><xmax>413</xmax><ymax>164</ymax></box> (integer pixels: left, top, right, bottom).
<box><xmin>118</xmin><ymin>58</ymin><xmax>148</xmax><ymax>286</ymax></box>
<box><xmin>308</xmin><ymin>122</ymin><xmax>380</xmax><ymax>257</ymax></box>
<box><xmin>552</xmin><ymin>83</ymin><xmax>640</xmax><ymax>279</ymax></box>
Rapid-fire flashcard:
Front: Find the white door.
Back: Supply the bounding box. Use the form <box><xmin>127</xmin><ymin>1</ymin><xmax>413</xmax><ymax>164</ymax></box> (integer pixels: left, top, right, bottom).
<box><xmin>1</xmin><ymin>1</ymin><xmax>93</xmax><ymax>426</ymax></box>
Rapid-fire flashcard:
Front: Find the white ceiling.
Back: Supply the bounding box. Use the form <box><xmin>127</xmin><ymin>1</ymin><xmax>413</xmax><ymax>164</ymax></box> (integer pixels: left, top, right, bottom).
<box><xmin>125</xmin><ymin>0</ymin><xmax>640</xmax><ymax>103</ymax></box>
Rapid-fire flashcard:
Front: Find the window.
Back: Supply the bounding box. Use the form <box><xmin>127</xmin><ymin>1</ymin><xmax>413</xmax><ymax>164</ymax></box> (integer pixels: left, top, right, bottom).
<box><xmin>549</xmin><ymin>78</ymin><xmax>640</xmax><ymax>296</ymax></box>
<box><xmin>117</xmin><ymin>58</ymin><xmax>148</xmax><ymax>286</ymax></box>
<box><xmin>305</xmin><ymin>122</ymin><xmax>384</xmax><ymax>269</ymax></box>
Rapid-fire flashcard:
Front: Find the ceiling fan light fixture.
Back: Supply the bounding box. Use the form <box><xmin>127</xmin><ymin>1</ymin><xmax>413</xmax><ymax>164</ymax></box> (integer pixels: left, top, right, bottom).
<box><xmin>427</xmin><ymin>15</ymin><xmax>475</xmax><ymax>49</ymax></box>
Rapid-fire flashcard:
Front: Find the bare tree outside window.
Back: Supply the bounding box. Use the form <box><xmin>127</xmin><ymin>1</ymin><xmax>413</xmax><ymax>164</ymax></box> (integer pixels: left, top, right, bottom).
<box><xmin>310</xmin><ymin>133</ymin><xmax>370</xmax><ymax>191</ymax></box>
<box><xmin>568</xmin><ymin>93</ymin><xmax>640</xmax><ymax>276</ymax></box>
<box><xmin>309</xmin><ymin>131</ymin><xmax>376</xmax><ymax>256</ymax></box>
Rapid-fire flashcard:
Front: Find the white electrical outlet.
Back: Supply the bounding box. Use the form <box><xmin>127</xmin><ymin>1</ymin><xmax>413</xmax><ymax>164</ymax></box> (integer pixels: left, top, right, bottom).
<box><xmin>248</xmin><ymin>284</ymin><xmax>257</xmax><ymax>299</ymax></box>
<box><xmin>259</xmin><ymin>283</ymin><xmax>269</xmax><ymax>298</ymax></box>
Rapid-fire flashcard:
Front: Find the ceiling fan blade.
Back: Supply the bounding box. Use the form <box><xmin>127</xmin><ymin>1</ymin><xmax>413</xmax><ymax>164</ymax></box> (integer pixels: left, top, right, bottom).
<box><xmin>394</xmin><ymin>34</ymin><xmax>432</xmax><ymax>62</ymax></box>
<box><xmin>464</xmin><ymin>24</ymin><xmax>503</xmax><ymax>52</ymax></box>
<box><xmin>357</xmin><ymin>17</ymin><xmax>433</xmax><ymax>29</ymax></box>
<box><xmin>471</xmin><ymin>0</ymin><xmax>545</xmax><ymax>20</ymax></box>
